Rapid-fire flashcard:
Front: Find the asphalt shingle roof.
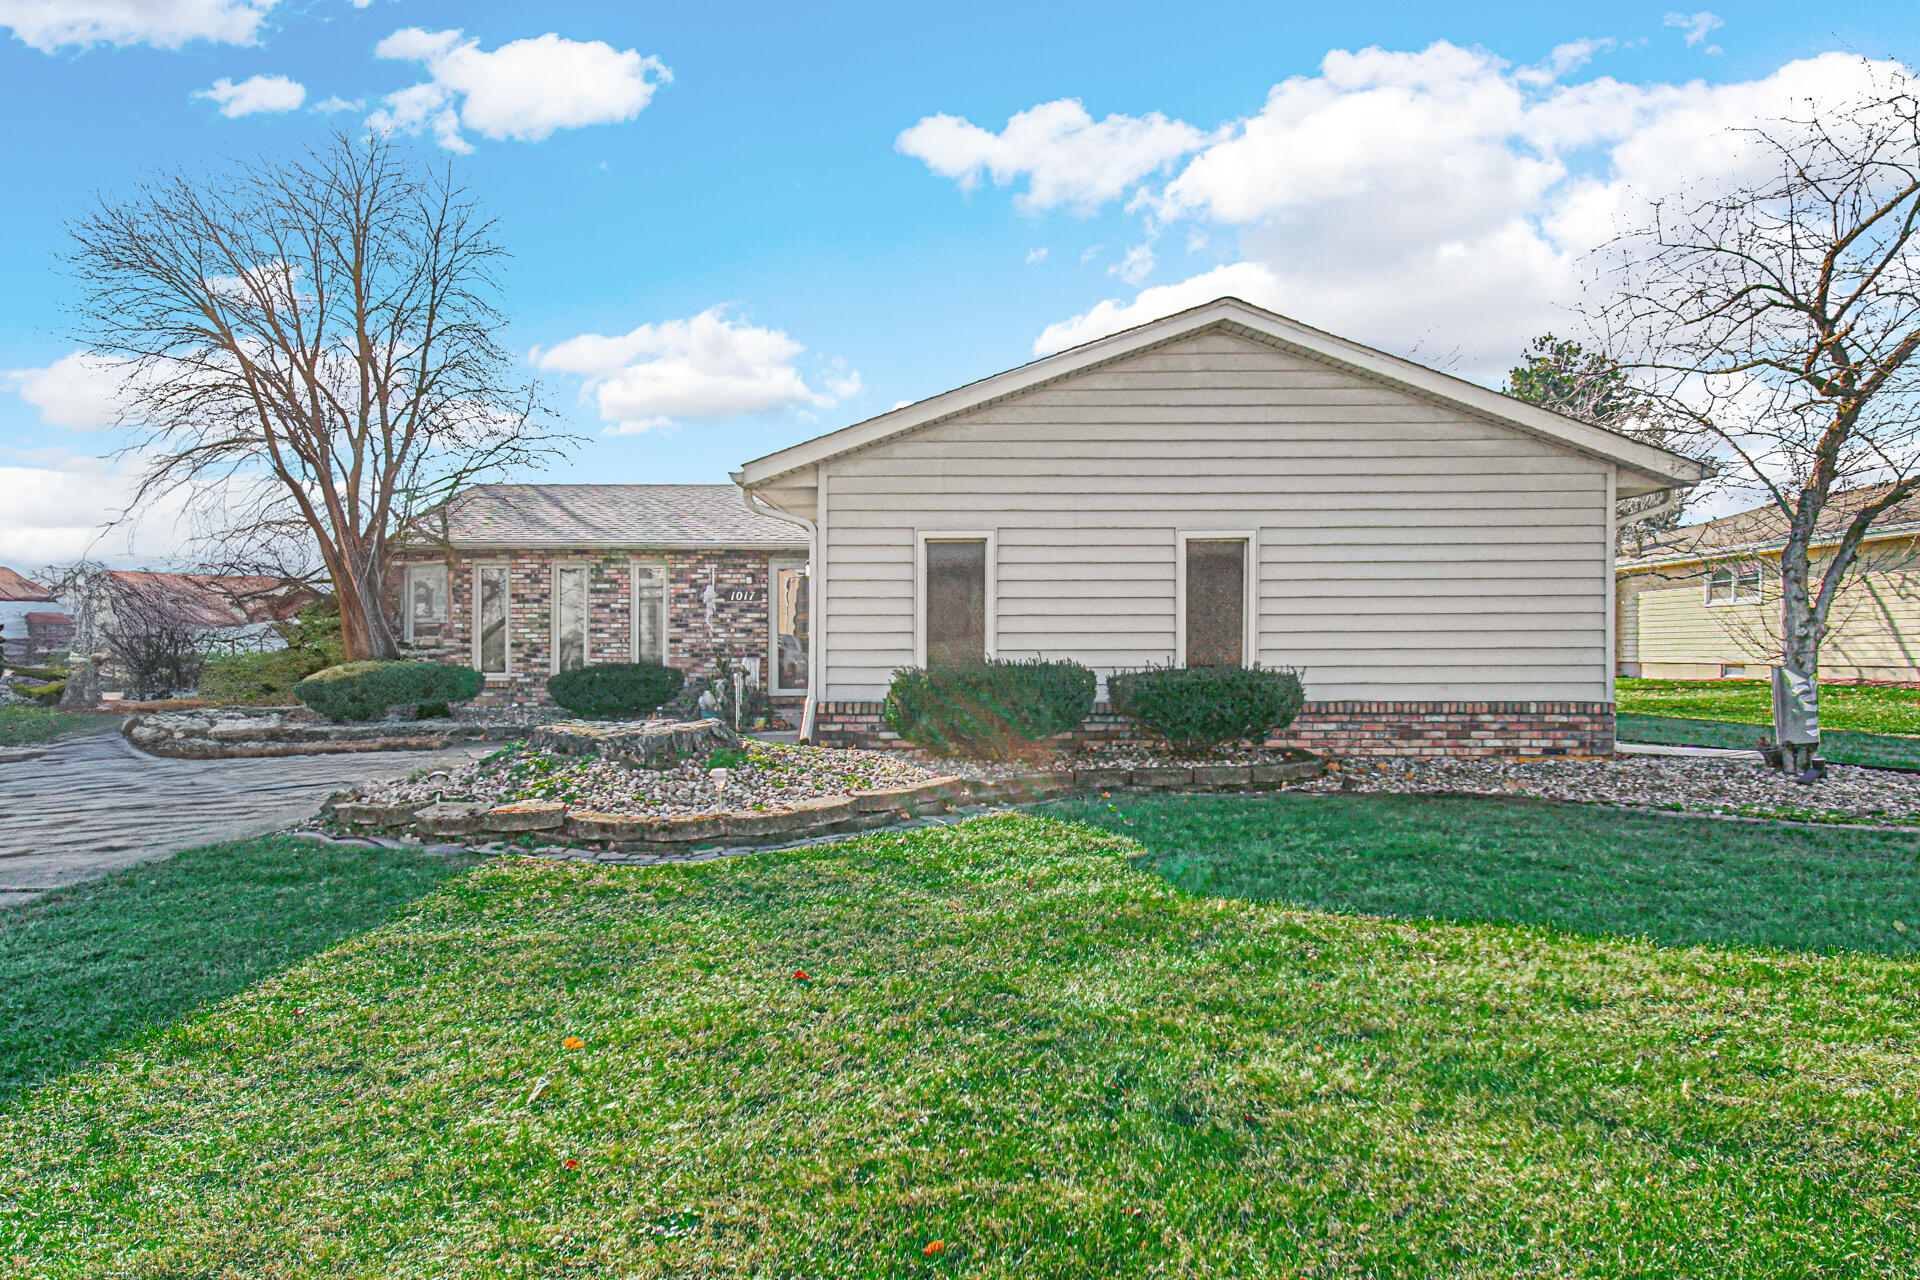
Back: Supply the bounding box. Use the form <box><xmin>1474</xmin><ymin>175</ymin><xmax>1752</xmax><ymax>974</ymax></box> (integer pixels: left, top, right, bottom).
<box><xmin>1627</xmin><ymin>482</ymin><xmax>1920</xmax><ymax>566</ymax></box>
<box><xmin>0</xmin><ymin>567</ymin><xmax>55</xmax><ymax>603</ymax></box>
<box><xmin>430</xmin><ymin>484</ymin><xmax>806</xmax><ymax>549</ymax></box>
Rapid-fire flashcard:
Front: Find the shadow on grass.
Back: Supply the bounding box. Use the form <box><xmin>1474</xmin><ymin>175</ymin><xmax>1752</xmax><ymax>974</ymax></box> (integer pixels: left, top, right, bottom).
<box><xmin>0</xmin><ymin>835</ymin><xmax>475</xmax><ymax>1103</ymax></box>
<box><xmin>1616</xmin><ymin>712</ymin><xmax>1920</xmax><ymax>770</ymax></box>
<box><xmin>1052</xmin><ymin>792</ymin><xmax>1920</xmax><ymax>957</ymax></box>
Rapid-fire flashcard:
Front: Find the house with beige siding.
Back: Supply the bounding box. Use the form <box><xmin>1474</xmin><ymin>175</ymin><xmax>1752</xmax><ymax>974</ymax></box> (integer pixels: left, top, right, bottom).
<box><xmin>736</xmin><ymin>297</ymin><xmax>1706</xmax><ymax>755</ymax></box>
<box><xmin>1617</xmin><ymin>484</ymin><xmax>1920</xmax><ymax>682</ymax></box>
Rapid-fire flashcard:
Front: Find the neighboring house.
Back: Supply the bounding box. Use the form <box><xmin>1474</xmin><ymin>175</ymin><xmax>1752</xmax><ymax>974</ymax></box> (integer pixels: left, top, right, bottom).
<box><xmin>65</xmin><ymin>571</ymin><xmax>312</xmax><ymax>700</ymax></box>
<box><xmin>1617</xmin><ymin>484</ymin><xmax>1920</xmax><ymax>681</ymax></box>
<box><xmin>736</xmin><ymin>296</ymin><xmax>1706</xmax><ymax>755</ymax></box>
<box><xmin>392</xmin><ymin>484</ymin><xmax>810</xmax><ymax>710</ymax></box>
<box><xmin>0</xmin><ymin>567</ymin><xmax>58</xmax><ymax>665</ymax></box>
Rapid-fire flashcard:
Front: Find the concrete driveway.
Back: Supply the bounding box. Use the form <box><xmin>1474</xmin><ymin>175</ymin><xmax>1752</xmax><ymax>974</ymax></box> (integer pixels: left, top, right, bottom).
<box><xmin>0</xmin><ymin>732</ymin><xmax>491</xmax><ymax>908</ymax></box>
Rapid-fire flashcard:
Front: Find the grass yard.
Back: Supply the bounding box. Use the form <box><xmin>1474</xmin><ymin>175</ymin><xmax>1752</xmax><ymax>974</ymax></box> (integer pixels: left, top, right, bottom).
<box><xmin>3</xmin><ymin>803</ymin><xmax>1919</xmax><ymax>1276</ymax></box>
<box><xmin>0</xmin><ymin>706</ymin><xmax>119</xmax><ymax>747</ymax></box>
<box><xmin>1616</xmin><ymin>676</ymin><xmax>1920</xmax><ymax>734</ymax></box>
<box><xmin>0</xmin><ymin>836</ymin><xmax>476</xmax><ymax>1099</ymax></box>
<box><xmin>1615</xmin><ymin>711</ymin><xmax>1920</xmax><ymax>770</ymax></box>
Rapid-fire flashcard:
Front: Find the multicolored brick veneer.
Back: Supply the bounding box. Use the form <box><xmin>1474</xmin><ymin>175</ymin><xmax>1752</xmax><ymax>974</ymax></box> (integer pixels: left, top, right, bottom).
<box><xmin>810</xmin><ymin>700</ymin><xmax>1616</xmax><ymax>758</ymax></box>
<box><xmin>390</xmin><ymin>549</ymin><xmax>802</xmax><ymax>711</ymax></box>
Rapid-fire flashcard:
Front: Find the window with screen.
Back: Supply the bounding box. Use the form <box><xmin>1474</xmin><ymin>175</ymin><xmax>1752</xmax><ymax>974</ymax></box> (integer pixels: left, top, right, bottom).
<box><xmin>404</xmin><ymin>563</ymin><xmax>447</xmax><ymax>642</ymax></box>
<box><xmin>924</xmin><ymin>538</ymin><xmax>987</xmax><ymax>666</ymax></box>
<box><xmin>1185</xmin><ymin>538</ymin><xmax>1247</xmax><ymax>666</ymax></box>
<box><xmin>1707</xmin><ymin>562</ymin><xmax>1762</xmax><ymax>605</ymax></box>
<box><xmin>475</xmin><ymin>565</ymin><xmax>509</xmax><ymax>675</ymax></box>
<box><xmin>553</xmin><ymin>565</ymin><xmax>588</xmax><ymax>673</ymax></box>
<box><xmin>631</xmin><ymin>561</ymin><xmax>667</xmax><ymax>664</ymax></box>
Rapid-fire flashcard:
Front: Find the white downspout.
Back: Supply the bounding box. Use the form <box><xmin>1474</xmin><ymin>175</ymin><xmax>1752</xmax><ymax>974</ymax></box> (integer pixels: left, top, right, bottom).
<box><xmin>737</xmin><ymin>481</ymin><xmax>820</xmax><ymax>742</ymax></box>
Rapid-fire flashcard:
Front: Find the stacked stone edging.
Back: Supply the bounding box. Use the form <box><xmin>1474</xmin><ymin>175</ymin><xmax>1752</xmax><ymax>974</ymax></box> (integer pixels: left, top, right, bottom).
<box><xmin>810</xmin><ymin>700</ymin><xmax>1615</xmax><ymax>758</ymax></box>
<box><xmin>124</xmin><ymin>707</ymin><xmax>541</xmax><ymax>759</ymax></box>
<box><xmin>325</xmin><ymin>756</ymin><xmax>1326</xmax><ymax>858</ymax></box>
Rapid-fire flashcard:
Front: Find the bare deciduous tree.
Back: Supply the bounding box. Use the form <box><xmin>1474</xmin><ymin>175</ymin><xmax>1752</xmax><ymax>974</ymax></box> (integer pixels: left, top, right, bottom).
<box><xmin>1594</xmin><ymin>73</ymin><xmax>1920</xmax><ymax>771</ymax></box>
<box><xmin>65</xmin><ymin>131</ymin><xmax>573</xmax><ymax>661</ymax></box>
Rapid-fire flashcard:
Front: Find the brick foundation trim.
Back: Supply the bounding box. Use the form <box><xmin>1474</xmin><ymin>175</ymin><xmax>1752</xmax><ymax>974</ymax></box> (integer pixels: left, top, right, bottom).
<box><xmin>810</xmin><ymin>699</ymin><xmax>1615</xmax><ymax>758</ymax></box>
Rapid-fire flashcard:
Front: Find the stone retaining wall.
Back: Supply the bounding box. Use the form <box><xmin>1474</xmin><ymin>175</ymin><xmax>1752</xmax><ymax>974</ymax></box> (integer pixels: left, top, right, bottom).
<box><xmin>125</xmin><ymin>707</ymin><xmax>539</xmax><ymax>759</ymax></box>
<box><xmin>811</xmin><ymin>700</ymin><xmax>1615</xmax><ymax>758</ymax></box>
<box><xmin>326</xmin><ymin>756</ymin><xmax>1326</xmax><ymax>859</ymax></box>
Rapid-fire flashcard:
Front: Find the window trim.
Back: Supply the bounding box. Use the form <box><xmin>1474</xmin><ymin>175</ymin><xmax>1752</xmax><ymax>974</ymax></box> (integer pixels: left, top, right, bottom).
<box><xmin>914</xmin><ymin>530</ymin><xmax>997</xmax><ymax>668</ymax></box>
<box><xmin>1175</xmin><ymin>530</ymin><xmax>1258</xmax><ymax>668</ymax></box>
<box><xmin>549</xmin><ymin>560</ymin><xmax>592</xmax><ymax>676</ymax></box>
<box><xmin>769</xmin><ymin>554</ymin><xmax>809</xmax><ymax>696</ymax></box>
<box><xmin>472</xmin><ymin>561</ymin><xmax>511</xmax><ymax>679</ymax></box>
<box><xmin>628</xmin><ymin>558</ymin><xmax>669</xmax><ymax>666</ymax></box>
<box><xmin>402</xmin><ymin>561</ymin><xmax>449</xmax><ymax>644</ymax></box>
<box><xmin>1704</xmin><ymin>561</ymin><xmax>1763</xmax><ymax>607</ymax></box>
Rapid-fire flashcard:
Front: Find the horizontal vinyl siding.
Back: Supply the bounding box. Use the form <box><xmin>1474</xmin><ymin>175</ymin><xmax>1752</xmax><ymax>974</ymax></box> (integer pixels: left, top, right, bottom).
<box><xmin>1622</xmin><ymin>545</ymin><xmax>1920</xmax><ymax>678</ymax></box>
<box><xmin>822</xmin><ymin>329</ymin><xmax>1611</xmax><ymax>701</ymax></box>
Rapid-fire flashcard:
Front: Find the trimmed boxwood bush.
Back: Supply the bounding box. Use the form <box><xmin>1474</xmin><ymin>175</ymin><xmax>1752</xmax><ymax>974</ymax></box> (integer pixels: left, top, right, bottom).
<box><xmin>546</xmin><ymin>662</ymin><xmax>686</xmax><ymax>719</ymax></box>
<box><xmin>293</xmin><ymin>661</ymin><xmax>484</xmax><ymax>723</ymax></box>
<box><xmin>1108</xmin><ymin>664</ymin><xmax>1305</xmax><ymax>755</ymax></box>
<box><xmin>884</xmin><ymin>658</ymin><xmax>1096</xmax><ymax>759</ymax></box>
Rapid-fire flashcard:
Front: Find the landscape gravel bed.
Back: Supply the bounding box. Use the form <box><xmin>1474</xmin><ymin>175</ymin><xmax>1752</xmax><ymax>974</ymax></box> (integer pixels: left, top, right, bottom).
<box><xmin>1299</xmin><ymin>754</ymin><xmax>1920</xmax><ymax>826</ymax></box>
<box><xmin>344</xmin><ymin>739</ymin><xmax>940</xmax><ymax>818</ymax></box>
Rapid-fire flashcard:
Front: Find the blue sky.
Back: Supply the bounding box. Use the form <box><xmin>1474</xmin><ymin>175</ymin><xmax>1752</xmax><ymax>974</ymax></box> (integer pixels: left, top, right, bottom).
<box><xmin>1</xmin><ymin>1</ymin><xmax>1915</xmax><ymax>566</ymax></box>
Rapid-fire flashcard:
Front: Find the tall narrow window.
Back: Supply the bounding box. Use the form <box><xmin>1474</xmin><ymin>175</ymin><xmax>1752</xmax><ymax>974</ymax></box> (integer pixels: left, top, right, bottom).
<box><xmin>1185</xmin><ymin>538</ymin><xmax>1247</xmax><ymax>666</ymax></box>
<box><xmin>475</xmin><ymin>565</ymin><xmax>509</xmax><ymax>675</ymax></box>
<box><xmin>404</xmin><ymin>563</ymin><xmax>447</xmax><ymax>643</ymax></box>
<box><xmin>631</xmin><ymin>561</ymin><xmax>667</xmax><ymax>664</ymax></box>
<box><xmin>553</xmin><ymin>565</ymin><xmax>588</xmax><ymax>673</ymax></box>
<box><xmin>772</xmin><ymin>559</ymin><xmax>809</xmax><ymax>694</ymax></box>
<box><xmin>924</xmin><ymin>538</ymin><xmax>987</xmax><ymax>666</ymax></box>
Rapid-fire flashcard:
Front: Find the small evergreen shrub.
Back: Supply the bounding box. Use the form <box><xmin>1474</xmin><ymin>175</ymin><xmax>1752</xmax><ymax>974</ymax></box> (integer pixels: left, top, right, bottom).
<box><xmin>1108</xmin><ymin>664</ymin><xmax>1305</xmax><ymax>755</ymax></box>
<box><xmin>545</xmin><ymin>662</ymin><xmax>686</xmax><ymax>719</ymax></box>
<box><xmin>293</xmin><ymin>661</ymin><xmax>484</xmax><ymax>723</ymax></box>
<box><xmin>884</xmin><ymin>658</ymin><xmax>1096</xmax><ymax>759</ymax></box>
<box><xmin>200</xmin><ymin>648</ymin><xmax>332</xmax><ymax>706</ymax></box>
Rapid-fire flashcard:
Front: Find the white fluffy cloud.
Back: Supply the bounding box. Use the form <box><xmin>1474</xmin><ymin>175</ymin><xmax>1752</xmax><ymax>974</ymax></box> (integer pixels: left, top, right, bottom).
<box><xmin>3</xmin><ymin>352</ymin><xmax>129</xmax><ymax>432</ymax></box>
<box><xmin>896</xmin><ymin>99</ymin><xmax>1210</xmax><ymax>212</ymax></box>
<box><xmin>194</xmin><ymin>73</ymin><xmax>306</xmax><ymax>117</ymax></box>
<box><xmin>0</xmin><ymin>0</ymin><xmax>274</xmax><ymax>51</ymax></box>
<box><xmin>370</xmin><ymin>27</ymin><xmax>671</xmax><ymax>153</ymax></box>
<box><xmin>531</xmin><ymin>307</ymin><xmax>861</xmax><ymax>435</ymax></box>
<box><xmin>0</xmin><ymin>455</ymin><xmax>196</xmax><ymax>566</ymax></box>
<box><xmin>1664</xmin><ymin>11</ymin><xmax>1725</xmax><ymax>53</ymax></box>
<box><xmin>944</xmin><ymin>44</ymin><xmax>1906</xmax><ymax>375</ymax></box>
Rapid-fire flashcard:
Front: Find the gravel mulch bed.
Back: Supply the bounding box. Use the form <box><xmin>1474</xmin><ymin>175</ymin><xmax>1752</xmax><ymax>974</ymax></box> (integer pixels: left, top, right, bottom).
<box><xmin>349</xmin><ymin>740</ymin><xmax>938</xmax><ymax>818</ymax></box>
<box><xmin>1298</xmin><ymin>754</ymin><xmax>1920</xmax><ymax>826</ymax></box>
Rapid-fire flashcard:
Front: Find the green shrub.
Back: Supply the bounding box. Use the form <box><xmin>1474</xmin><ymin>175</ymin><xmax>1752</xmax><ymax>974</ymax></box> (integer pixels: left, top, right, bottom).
<box><xmin>884</xmin><ymin>658</ymin><xmax>1097</xmax><ymax>759</ymax></box>
<box><xmin>293</xmin><ymin>661</ymin><xmax>484</xmax><ymax>723</ymax></box>
<box><xmin>25</xmin><ymin>679</ymin><xmax>66</xmax><ymax>707</ymax></box>
<box><xmin>200</xmin><ymin>648</ymin><xmax>332</xmax><ymax>706</ymax></box>
<box><xmin>545</xmin><ymin>662</ymin><xmax>686</xmax><ymax>719</ymax></box>
<box><xmin>1108</xmin><ymin>664</ymin><xmax>1306</xmax><ymax>755</ymax></box>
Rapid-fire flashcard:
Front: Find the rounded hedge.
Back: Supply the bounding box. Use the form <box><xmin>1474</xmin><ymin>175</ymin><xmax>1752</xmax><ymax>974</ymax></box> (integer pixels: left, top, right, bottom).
<box><xmin>545</xmin><ymin>662</ymin><xmax>686</xmax><ymax>719</ymax></box>
<box><xmin>1108</xmin><ymin>664</ymin><xmax>1305</xmax><ymax>755</ymax></box>
<box><xmin>293</xmin><ymin>660</ymin><xmax>484</xmax><ymax>723</ymax></box>
<box><xmin>883</xmin><ymin>658</ymin><xmax>1096</xmax><ymax>759</ymax></box>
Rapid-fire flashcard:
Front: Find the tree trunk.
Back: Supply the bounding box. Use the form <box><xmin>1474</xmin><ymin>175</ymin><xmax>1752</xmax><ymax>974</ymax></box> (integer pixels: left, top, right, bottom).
<box><xmin>1775</xmin><ymin>535</ymin><xmax>1823</xmax><ymax>774</ymax></box>
<box><xmin>332</xmin><ymin>545</ymin><xmax>401</xmax><ymax>663</ymax></box>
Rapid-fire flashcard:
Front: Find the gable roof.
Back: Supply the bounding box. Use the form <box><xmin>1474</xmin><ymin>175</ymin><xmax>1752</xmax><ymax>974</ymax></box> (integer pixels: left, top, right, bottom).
<box><xmin>1619</xmin><ymin>483</ymin><xmax>1920</xmax><ymax>569</ymax></box>
<box><xmin>0</xmin><ymin>567</ymin><xmax>56</xmax><ymax>603</ymax></box>
<box><xmin>734</xmin><ymin>296</ymin><xmax>1710</xmax><ymax>499</ymax></box>
<box><xmin>101</xmin><ymin>572</ymin><xmax>312</xmax><ymax>628</ymax></box>
<box><xmin>423</xmin><ymin>484</ymin><xmax>807</xmax><ymax>550</ymax></box>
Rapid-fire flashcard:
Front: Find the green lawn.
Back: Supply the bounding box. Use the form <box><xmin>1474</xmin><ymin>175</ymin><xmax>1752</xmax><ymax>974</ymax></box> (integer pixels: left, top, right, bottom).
<box><xmin>0</xmin><ymin>706</ymin><xmax>120</xmax><ymax>747</ymax></box>
<box><xmin>1616</xmin><ymin>677</ymin><xmax>1920</xmax><ymax>734</ymax></box>
<box><xmin>3</xmin><ymin>805</ymin><xmax>1919</xmax><ymax>1276</ymax></box>
<box><xmin>1615</xmin><ymin>712</ymin><xmax>1920</xmax><ymax>769</ymax></box>
<box><xmin>0</xmin><ymin>836</ymin><xmax>476</xmax><ymax>1099</ymax></box>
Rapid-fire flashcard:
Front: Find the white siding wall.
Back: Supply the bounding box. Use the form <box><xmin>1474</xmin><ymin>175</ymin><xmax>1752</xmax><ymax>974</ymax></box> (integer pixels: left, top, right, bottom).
<box><xmin>821</xmin><ymin>329</ymin><xmax>1613</xmax><ymax>702</ymax></box>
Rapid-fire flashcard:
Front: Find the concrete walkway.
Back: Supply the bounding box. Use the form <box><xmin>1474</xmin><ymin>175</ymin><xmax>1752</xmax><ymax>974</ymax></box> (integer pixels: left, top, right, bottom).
<box><xmin>0</xmin><ymin>732</ymin><xmax>492</xmax><ymax>908</ymax></box>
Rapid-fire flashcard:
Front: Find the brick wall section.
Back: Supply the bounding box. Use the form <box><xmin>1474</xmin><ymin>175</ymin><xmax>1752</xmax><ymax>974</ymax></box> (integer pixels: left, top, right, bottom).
<box><xmin>812</xmin><ymin>700</ymin><xmax>1616</xmax><ymax>757</ymax></box>
<box><xmin>390</xmin><ymin>548</ymin><xmax>800</xmax><ymax>710</ymax></box>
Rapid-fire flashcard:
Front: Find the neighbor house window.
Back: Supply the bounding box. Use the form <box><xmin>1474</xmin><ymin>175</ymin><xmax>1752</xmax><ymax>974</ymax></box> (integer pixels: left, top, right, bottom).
<box><xmin>771</xmin><ymin>557</ymin><xmax>809</xmax><ymax>695</ymax></box>
<box><xmin>921</xmin><ymin>535</ymin><xmax>991</xmax><ymax>666</ymax></box>
<box><xmin>475</xmin><ymin>564</ymin><xmax>509</xmax><ymax>675</ymax></box>
<box><xmin>552</xmin><ymin>564</ymin><xmax>589</xmax><ymax>674</ymax></box>
<box><xmin>1181</xmin><ymin>534</ymin><xmax>1252</xmax><ymax>667</ymax></box>
<box><xmin>631</xmin><ymin>561</ymin><xmax>667</xmax><ymax>664</ymax></box>
<box><xmin>1706</xmin><ymin>562</ymin><xmax>1763</xmax><ymax>605</ymax></box>
<box><xmin>404</xmin><ymin>563</ymin><xmax>448</xmax><ymax>643</ymax></box>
